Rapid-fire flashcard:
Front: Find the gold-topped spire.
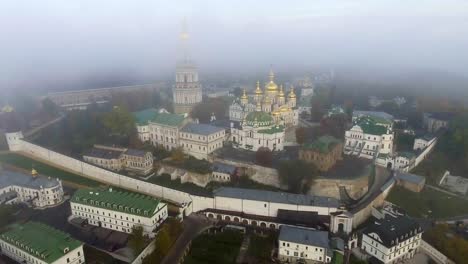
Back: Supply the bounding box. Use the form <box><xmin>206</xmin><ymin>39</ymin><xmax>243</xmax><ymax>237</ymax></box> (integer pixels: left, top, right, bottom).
<box><xmin>265</xmin><ymin>67</ymin><xmax>278</xmax><ymax>92</ymax></box>
<box><xmin>288</xmin><ymin>85</ymin><xmax>296</xmax><ymax>98</ymax></box>
<box><xmin>278</xmin><ymin>84</ymin><xmax>285</xmax><ymax>97</ymax></box>
<box><xmin>269</xmin><ymin>66</ymin><xmax>275</xmax><ymax>82</ymax></box>
<box><xmin>241</xmin><ymin>88</ymin><xmax>248</xmax><ymax>99</ymax></box>
<box><xmin>255</xmin><ymin>81</ymin><xmax>263</xmax><ymax>94</ymax></box>
<box><xmin>31</xmin><ymin>168</ymin><xmax>38</xmax><ymax>177</ymax></box>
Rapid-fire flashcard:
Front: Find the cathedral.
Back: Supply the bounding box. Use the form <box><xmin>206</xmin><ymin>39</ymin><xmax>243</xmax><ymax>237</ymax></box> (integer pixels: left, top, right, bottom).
<box><xmin>173</xmin><ymin>20</ymin><xmax>202</xmax><ymax>114</ymax></box>
<box><xmin>229</xmin><ymin>69</ymin><xmax>299</xmax><ymax>127</ymax></box>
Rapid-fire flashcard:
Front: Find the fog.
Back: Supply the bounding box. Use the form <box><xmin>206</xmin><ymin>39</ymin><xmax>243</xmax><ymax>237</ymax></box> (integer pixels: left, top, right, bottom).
<box><xmin>1</xmin><ymin>0</ymin><xmax>468</xmax><ymax>96</ymax></box>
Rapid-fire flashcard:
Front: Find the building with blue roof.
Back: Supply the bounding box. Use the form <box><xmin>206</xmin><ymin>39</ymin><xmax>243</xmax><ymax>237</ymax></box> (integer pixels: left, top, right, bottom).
<box><xmin>179</xmin><ymin>123</ymin><xmax>225</xmax><ymax>160</ymax></box>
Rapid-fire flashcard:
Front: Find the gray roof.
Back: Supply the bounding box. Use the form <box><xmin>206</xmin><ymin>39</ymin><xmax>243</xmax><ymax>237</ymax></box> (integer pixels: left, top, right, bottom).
<box><xmin>396</xmin><ymin>172</ymin><xmax>425</xmax><ymax>185</ymax></box>
<box><xmin>0</xmin><ymin>170</ymin><xmax>61</xmax><ymax>190</ymax></box>
<box><xmin>181</xmin><ymin>123</ymin><xmax>224</xmax><ymax>136</ymax></box>
<box><xmin>353</xmin><ymin>110</ymin><xmax>394</xmax><ymax>121</ymax></box>
<box><xmin>124</xmin><ymin>149</ymin><xmax>147</xmax><ymax>157</ymax></box>
<box><xmin>214</xmin><ymin>187</ymin><xmax>340</xmax><ymax>208</ymax></box>
<box><xmin>279</xmin><ymin>226</ymin><xmax>330</xmax><ymax>248</ymax></box>
<box><xmin>83</xmin><ymin>147</ymin><xmax>123</xmax><ymax>159</ymax></box>
<box><xmin>212</xmin><ymin>162</ymin><xmax>236</xmax><ymax>174</ymax></box>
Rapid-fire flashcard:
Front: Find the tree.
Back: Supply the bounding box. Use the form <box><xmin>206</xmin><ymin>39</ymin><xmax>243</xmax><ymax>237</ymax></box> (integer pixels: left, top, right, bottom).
<box><xmin>191</xmin><ymin>97</ymin><xmax>229</xmax><ymax>123</ymax></box>
<box><xmin>128</xmin><ymin>225</ymin><xmax>146</xmax><ymax>254</ymax></box>
<box><xmin>295</xmin><ymin>127</ymin><xmax>308</xmax><ymax>145</ymax></box>
<box><xmin>255</xmin><ymin>147</ymin><xmax>273</xmax><ymax>167</ymax></box>
<box><xmin>171</xmin><ymin>147</ymin><xmax>185</xmax><ymax>163</ymax></box>
<box><xmin>41</xmin><ymin>98</ymin><xmax>60</xmax><ymax>118</ymax></box>
<box><xmin>278</xmin><ymin>160</ymin><xmax>319</xmax><ymax>193</ymax></box>
<box><xmin>101</xmin><ymin>105</ymin><xmax>136</xmax><ymax>137</ymax></box>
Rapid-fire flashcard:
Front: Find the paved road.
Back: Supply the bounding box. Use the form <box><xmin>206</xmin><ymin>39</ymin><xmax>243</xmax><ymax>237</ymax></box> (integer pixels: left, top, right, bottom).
<box><xmin>161</xmin><ymin>214</ymin><xmax>213</xmax><ymax>264</ymax></box>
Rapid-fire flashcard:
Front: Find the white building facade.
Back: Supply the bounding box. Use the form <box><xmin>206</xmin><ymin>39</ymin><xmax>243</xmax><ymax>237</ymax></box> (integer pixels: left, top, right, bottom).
<box><xmin>230</xmin><ymin>111</ymin><xmax>285</xmax><ymax>152</ymax></box>
<box><xmin>0</xmin><ymin>169</ymin><xmax>64</xmax><ymax>208</ymax></box>
<box><xmin>70</xmin><ymin>188</ymin><xmax>167</xmax><ymax>237</ymax></box>
<box><xmin>278</xmin><ymin>226</ymin><xmax>332</xmax><ymax>263</ymax></box>
<box><xmin>179</xmin><ymin>123</ymin><xmax>225</xmax><ymax>160</ymax></box>
<box><xmin>0</xmin><ymin>222</ymin><xmax>85</xmax><ymax>264</ymax></box>
<box><xmin>344</xmin><ymin>113</ymin><xmax>394</xmax><ymax>159</ymax></box>
<box><xmin>361</xmin><ymin>214</ymin><xmax>423</xmax><ymax>263</ymax></box>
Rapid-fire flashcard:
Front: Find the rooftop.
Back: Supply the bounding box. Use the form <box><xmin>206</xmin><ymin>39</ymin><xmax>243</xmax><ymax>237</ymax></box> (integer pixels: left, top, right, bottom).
<box><xmin>363</xmin><ymin>214</ymin><xmax>422</xmax><ymax>248</ymax></box>
<box><xmin>354</xmin><ymin>116</ymin><xmax>389</xmax><ymax>136</ymax></box>
<box><xmin>353</xmin><ymin>110</ymin><xmax>394</xmax><ymax>123</ymax></box>
<box><xmin>303</xmin><ymin>135</ymin><xmax>341</xmax><ymax>153</ymax></box>
<box><xmin>425</xmin><ymin>112</ymin><xmax>456</xmax><ymax>121</ymax></box>
<box><xmin>279</xmin><ymin>225</ymin><xmax>330</xmax><ymax>248</ymax></box>
<box><xmin>0</xmin><ymin>169</ymin><xmax>61</xmax><ymax>190</ymax></box>
<box><xmin>124</xmin><ymin>148</ymin><xmax>148</xmax><ymax>157</ymax></box>
<box><xmin>83</xmin><ymin>147</ymin><xmax>123</xmax><ymax>160</ymax></box>
<box><xmin>245</xmin><ymin>111</ymin><xmax>273</xmax><ymax>127</ymax></box>
<box><xmin>212</xmin><ymin>162</ymin><xmax>236</xmax><ymax>174</ymax></box>
<box><xmin>181</xmin><ymin>123</ymin><xmax>224</xmax><ymax>136</ymax></box>
<box><xmin>0</xmin><ymin>222</ymin><xmax>82</xmax><ymax>263</ymax></box>
<box><xmin>395</xmin><ymin>172</ymin><xmax>425</xmax><ymax>185</ymax></box>
<box><xmin>71</xmin><ymin>188</ymin><xmax>162</xmax><ymax>217</ymax></box>
<box><xmin>133</xmin><ymin>108</ymin><xmax>186</xmax><ymax>127</ymax></box>
<box><xmin>257</xmin><ymin>125</ymin><xmax>285</xmax><ymax>134</ymax></box>
<box><xmin>214</xmin><ymin>187</ymin><xmax>340</xmax><ymax>208</ymax></box>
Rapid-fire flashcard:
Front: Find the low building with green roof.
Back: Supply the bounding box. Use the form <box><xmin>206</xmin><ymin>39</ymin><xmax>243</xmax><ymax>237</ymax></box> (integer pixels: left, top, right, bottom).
<box><xmin>70</xmin><ymin>188</ymin><xmax>167</xmax><ymax>236</ymax></box>
<box><xmin>0</xmin><ymin>221</ymin><xmax>84</xmax><ymax>264</ymax></box>
<box><xmin>299</xmin><ymin>136</ymin><xmax>343</xmax><ymax>171</ymax></box>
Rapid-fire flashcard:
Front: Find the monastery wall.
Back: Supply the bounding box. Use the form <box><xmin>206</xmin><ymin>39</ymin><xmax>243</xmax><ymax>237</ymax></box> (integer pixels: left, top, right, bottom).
<box><xmin>11</xmin><ymin>136</ymin><xmax>216</xmax><ymax>212</ymax></box>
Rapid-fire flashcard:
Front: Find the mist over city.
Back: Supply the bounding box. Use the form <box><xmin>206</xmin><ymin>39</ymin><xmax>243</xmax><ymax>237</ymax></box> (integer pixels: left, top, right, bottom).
<box><xmin>1</xmin><ymin>1</ymin><xmax>468</xmax><ymax>264</ymax></box>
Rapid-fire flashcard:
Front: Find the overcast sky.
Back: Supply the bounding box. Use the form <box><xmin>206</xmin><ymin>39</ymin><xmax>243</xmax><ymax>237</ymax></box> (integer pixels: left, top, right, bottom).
<box><xmin>1</xmin><ymin>0</ymin><xmax>467</xmax><ymax>93</ymax></box>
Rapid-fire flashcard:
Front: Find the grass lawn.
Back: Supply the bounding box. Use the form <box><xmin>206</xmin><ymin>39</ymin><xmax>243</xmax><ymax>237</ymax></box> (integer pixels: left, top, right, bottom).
<box><xmin>184</xmin><ymin>230</ymin><xmax>244</xmax><ymax>264</ymax></box>
<box><xmin>0</xmin><ymin>153</ymin><xmax>101</xmax><ymax>187</ymax></box>
<box><xmin>246</xmin><ymin>234</ymin><xmax>276</xmax><ymax>264</ymax></box>
<box><xmin>386</xmin><ymin>186</ymin><xmax>468</xmax><ymax>219</ymax></box>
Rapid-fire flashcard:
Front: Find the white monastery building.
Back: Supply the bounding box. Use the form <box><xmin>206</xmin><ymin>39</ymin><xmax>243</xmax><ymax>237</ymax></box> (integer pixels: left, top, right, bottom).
<box><xmin>0</xmin><ymin>222</ymin><xmax>85</xmax><ymax>264</ymax></box>
<box><xmin>361</xmin><ymin>210</ymin><xmax>423</xmax><ymax>263</ymax></box>
<box><xmin>278</xmin><ymin>226</ymin><xmax>332</xmax><ymax>263</ymax></box>
<box><xmin>83</xmin><ymin>145</ymin><xmax>153</xmax><ymax>175</ymax></box>
<box><xmin>70</xmin><ymin>188</ymin><xmax>168</xmax><ymax>237</ymax></box>
<box><xmin>0</xmin><ymin>169</ymin><xmax>64</xmax><ymax>208</ymax></box>
<box><xmin>344</xmin><ymin>111</ymin><xmax>394</xmax><ymax>159</ymax></box>
<box><xmin>179</xmin><ymin>123</ymin><xmax>225</xmax><ymax>160</ymax></box>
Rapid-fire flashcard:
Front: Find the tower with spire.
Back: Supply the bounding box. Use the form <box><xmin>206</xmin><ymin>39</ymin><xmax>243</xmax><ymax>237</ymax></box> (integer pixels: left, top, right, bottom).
<box><xmin>173</xmin><ymin>19</ymin><xmax>203</xmax><ymax>114</ymax></box>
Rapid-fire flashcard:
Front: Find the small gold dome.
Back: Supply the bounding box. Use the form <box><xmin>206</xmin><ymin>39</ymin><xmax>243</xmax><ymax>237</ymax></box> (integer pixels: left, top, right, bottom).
<box><xmin>1</xmin><ymin>104</ymin><xmax>14</xmax><ymax>113</ymax></box>
<box><xmin>278</xmin><ymin>85</ymin><xmax>285</xmax><ymax>98</ymax></box>
<box><xmin>265</xmin><ymin>68</ymin><xmax>278</xmax><ymax>92</ymax></box>
<box><xmin>288</xmin><ymin>86</ymin><xmax>296</xmax><ymax>98</ymax></box>
<box><xmin>255</xmin><ymin>81</ymin><xmax>263</xmax><ymax>94</ymax></box>
<box><xmin>241</xmin><ymin>89</ymin><xmax>248</xmax><ymax>99</ymax></box>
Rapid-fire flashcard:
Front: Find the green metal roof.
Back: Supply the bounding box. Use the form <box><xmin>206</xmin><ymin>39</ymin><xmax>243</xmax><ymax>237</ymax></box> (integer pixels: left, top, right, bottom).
<box><xmin>245</xmin><ymin>111</ymin><xmax>273</xmax><ymax>127</ymax></box>
<box><xmin>303</xmin><ymin>135</ymin><xmax>341</xmax><ymax>153</ymax></box>
<box><xmin>71</xmin><ymin>188</ymin><xmax>161</xmax><ymax>217</ymax></box>
<box><xmin>0</xmin><ymin>222</ymin><xmax>82</xmax><ymax>263</ymax></box>
<box><xmin>354</xmin><ymin>116</ymin><xmax>389</xmax><ymax>135</ymax></box>
<box><xmin>133</xmin><ymin>109</ymin><xmax>185</xmax><ymax>127</ymax></box>
<box><xmin>257</xmin><ymin>125</ymin><xmax>285</xmax><ymax>134</ymax></box>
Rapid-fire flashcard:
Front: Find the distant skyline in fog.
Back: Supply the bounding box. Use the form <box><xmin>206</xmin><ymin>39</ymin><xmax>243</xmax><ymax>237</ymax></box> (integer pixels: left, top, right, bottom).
<box><xmin>1</xmin><ymin>0</ymin><xmax>468</xmax><ymax>93</ymax></box>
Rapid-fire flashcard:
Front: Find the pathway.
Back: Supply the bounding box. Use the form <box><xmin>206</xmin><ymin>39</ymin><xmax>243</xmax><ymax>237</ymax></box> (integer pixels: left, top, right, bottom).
<box><xmin>161</xmin><ymin>214</ymin><xmax>213</xmax><ymax>264</ymax></box>
<box><xmin>236</xmin><ymin>234</ymin><xmax>251</xmax><ymax>264</ymax></box>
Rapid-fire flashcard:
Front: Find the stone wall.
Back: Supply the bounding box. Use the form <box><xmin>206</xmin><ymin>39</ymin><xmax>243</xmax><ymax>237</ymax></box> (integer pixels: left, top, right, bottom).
<box><xmin>310</xmin><ymin>175</ymin><xmax>369</xmax><ymax>200</ymax></box>
<box><xmin>8</xmin><ymin>135</ymin><xmax>215</xmax><ymax>213</ymax></box>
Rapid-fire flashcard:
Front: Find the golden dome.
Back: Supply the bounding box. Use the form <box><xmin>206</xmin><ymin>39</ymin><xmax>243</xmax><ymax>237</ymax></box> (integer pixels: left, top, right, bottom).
<box><xmin>255</xmin><ymin>81</ymin><xmax>263</xmax><ymax>94</ymax></box>
<box><xmin>241</xmin><ymin>89</ymin><xmax>248</xmax><ymax>100</ymax></box>
<box><xmin>279</xmin><ymin>105</ymin><xmax>290</xmax><ymax>112</ymax></box>
<box><xmin>273</xmin><ymin>111</ymin><xmax>280</xmax><ymax>116</ymax></box>
<box><xmin>288</xmin><ymin>86</ymin><xmax>296</xmax><ymax>98</ymax></box>
<box><xmin>265</xmin><ymin>68</ymin><xmax>278</xmax><ymax>92</ymax></box>
<box><xmin>278</xmin><ymin>85</ymin><xmax>285</xmax><ymax>98</ymax></box>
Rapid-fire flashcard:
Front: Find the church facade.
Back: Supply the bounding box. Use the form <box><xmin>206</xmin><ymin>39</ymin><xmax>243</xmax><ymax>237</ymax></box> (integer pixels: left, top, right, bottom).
<box><xmin>229</xmin><ymin>70</ymin><xmax>299</xmax><ymax>127</ymax></box>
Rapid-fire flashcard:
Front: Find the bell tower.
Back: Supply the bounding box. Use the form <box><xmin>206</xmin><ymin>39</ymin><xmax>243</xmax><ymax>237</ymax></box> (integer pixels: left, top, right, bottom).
<box><xmin>173</xmin><ymin>19</ymin><xmax>203</xmax><ymax>114</ymax></box>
